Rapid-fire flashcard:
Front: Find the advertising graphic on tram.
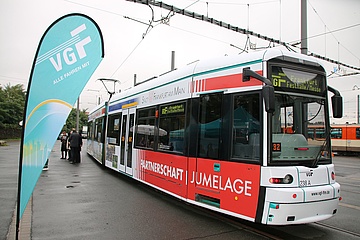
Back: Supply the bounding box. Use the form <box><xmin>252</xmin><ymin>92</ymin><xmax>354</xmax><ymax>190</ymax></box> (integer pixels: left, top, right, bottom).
<box><xmin>87</xmin><ymin>49</ymin><xmax>343</xmax><ymax>225</ymax></box>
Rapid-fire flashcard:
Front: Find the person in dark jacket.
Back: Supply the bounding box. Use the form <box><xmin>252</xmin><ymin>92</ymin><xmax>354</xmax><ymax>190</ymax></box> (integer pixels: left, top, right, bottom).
<box><xmin>68</xmin><ymin>128</ymin><xmax>82</xmax><ymax>164</ymax></box>
<box><xmin>60</xmin><ymin>131</ymin><xmax>68</xmax><ymax>159</ymax></box>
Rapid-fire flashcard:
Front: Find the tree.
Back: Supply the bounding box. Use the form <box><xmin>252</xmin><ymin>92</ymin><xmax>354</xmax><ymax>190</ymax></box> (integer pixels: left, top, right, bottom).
<box><xmin>0</xmin><ymin>83</ymin><xmax>26</xmax><ymax>138</ymax></box>
<box><xmin>63</xmin><ymin>108</ymin><xmax>88</xmax><ymax>133</ymax></box>
<box><xmin>0</xmin><ymin>84</ymin><xmax>26</xmax><ymax>127</ymax></box>
<box><xmin>0</xmin><ymin>83</ymin><xmax>89</xmax><ymax>139</ymax></box>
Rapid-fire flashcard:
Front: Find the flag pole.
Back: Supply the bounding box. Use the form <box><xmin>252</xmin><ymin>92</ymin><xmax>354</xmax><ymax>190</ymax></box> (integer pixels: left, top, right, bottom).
<box><xmin>16</xmin><ymin>90</ymin><xmax>31</xmax><ymax>240</ymax></box>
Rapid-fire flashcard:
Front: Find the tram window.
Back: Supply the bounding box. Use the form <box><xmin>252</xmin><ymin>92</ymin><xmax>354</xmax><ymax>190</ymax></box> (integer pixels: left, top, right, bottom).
<box><xmin>107</xmin><ymin>114</ymin><xmax>121</xmax><ymax>145</ymax></box>
<box><xmin>331</xmin><ymin>128</ymin><xmax>342</xmax><ymax>139</ymax></box>
<box><xmin>198</xmin><ymin>93</ymin><xmax>222</xmax><ymax>159</ymax></box>
<box><xmin>232</xmin><ymin>93</ymin><xmax>260</xmax><ymax>161</ymax></box>
<box><xmin>135</xmin><ymin>107</ymin><xmax>156</xmax><ymax>150</ymax></box>
<box><xmin>95</xmin><ymin>118</ymin><xmax>103</xmax><ymax>142</ymax></box>
<box><xmin>355</xmin><ymin>128</ymin><xmax>360</xmax><ymax>139</ymax></box>
<box><xmin>308</xmin><ymin>128</ymin><xmax>315</xmax><ymax>139</ymax></box>
<box><xmin>315</xmin><ymin>129</ymin><xmax>326</xmax><ymax>139</ymax></box>
<box><xmin>138</xmin><ymin>108</ymin><xmax>156</xmax><ymax>118</ymax></box>
<box><xmin>88</xmin><ymin>122</ymin><xmax>93</xmax><ymax>140</ymax></box>
<box><xmin>159</xmin><ymin>102</ymin><xmax>186</xmax><ymax>153</ymax></box>
<box><xmin>308</xmin><ymin>127</ymin><xmax>326</xmax><ymax>139</ymax></box>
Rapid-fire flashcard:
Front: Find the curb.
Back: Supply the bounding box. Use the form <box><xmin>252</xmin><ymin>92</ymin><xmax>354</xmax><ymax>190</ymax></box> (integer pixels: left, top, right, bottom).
<box><xmin>6</xmin><ymin>196</ymin><xmax>32</xmax><ymax>240</ymax></box>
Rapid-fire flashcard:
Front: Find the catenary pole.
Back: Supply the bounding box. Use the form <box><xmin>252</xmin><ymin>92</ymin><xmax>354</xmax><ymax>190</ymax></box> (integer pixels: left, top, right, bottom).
<box><xmin>301</xmin><ymin>0</ymin><xmax>308</xmax><ymax>55</ymax></box>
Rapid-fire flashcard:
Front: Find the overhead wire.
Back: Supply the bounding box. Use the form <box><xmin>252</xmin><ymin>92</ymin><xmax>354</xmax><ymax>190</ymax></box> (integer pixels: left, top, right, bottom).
<box><xmin>112</xmin><ymin>4</ymin><xmax>175</xmax><ymax>85</ymax></box>
<box><xmin>65</xmin><ymin>0</ymin><xmax>126</xmax><ymax>18</ymax></box>
<box><xmin>290</xmin><ymin>23</ymin><xmax>360</xmax><ymax>44</ymax></box>
<box><xmin>307</xmin><ymin>0</ymin><xmax>360</xmax><ymax>64</ymax></box>
<box><xmin>66</xmin><ymin>0</ymin><xmax>169</xmax><ymax>85</ymax></box>
<box><xmin>197</xmin><ymin>0</ymin><xmax>279</xmax><ymax>6</ymax></box>
<box><xmin>125</xmin><ymin>0</ymin><xmax>359</xmax><ymax>71</ymax></box>
<box><xmin>110</xmin><ymin>38</ymin><xmax>144</xmax><ymax>82</ymax></box>
<box><xmin>67</xmin><ymin>0</ymin><xmax>359</xmax><ymax>81</ymax></box>
<box><xmin>176</xmin><ymin>0</ymin><xmax>250</xmax><ymax>53</ymax></box>
<box><xmin>328</xmin><ymin>72</ymin><xmax>360</xmax><ymax>79</ymax></box>
<box><xmin>65</xmin><ymin>0</ymin><xmax>154</xmax><ymax>94</ymax></box>
<box><xmin>184</xmin><ymin>0</ymin><xmax>201</xmax><ymax>9</ymax></box>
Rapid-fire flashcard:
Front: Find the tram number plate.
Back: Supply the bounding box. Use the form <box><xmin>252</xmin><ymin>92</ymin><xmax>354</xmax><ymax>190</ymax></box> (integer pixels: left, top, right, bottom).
<box><xmin>272</xmin><ymin>143</ymin><xmax>281</xmax><ymax>152</ymax></box>
<box><xmin>300</xmin><ymin>180</ymin><xmax>311</xmax><ymax>187</ymax></box>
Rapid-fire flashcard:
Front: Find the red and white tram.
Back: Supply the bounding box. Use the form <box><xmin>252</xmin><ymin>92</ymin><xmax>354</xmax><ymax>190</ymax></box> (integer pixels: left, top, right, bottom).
<box><xmin>87</xmin><ymin>48</ymin><xmax>343</xmax><ymax>225</ymax></box>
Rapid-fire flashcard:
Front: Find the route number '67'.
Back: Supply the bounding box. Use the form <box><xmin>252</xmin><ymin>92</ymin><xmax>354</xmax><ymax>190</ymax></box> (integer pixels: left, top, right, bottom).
<box><xmin>300</xmin><ymin>180</ymin><xmax>311</xmax><ymax>187</ymax></box>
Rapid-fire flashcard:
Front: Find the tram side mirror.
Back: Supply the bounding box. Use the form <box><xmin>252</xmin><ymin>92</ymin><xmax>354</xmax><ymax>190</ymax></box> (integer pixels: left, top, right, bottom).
<box><xmin>243</xmin><ymin>67</ymin><xmax>251</xmax><ymax>82</ymax></box>
<box><xmin>243</xmin><ymin>67</ymin><xmax>275</xmax><ymax>113</ymax></box>
<box><xmin>263</xmin><ymin>85</ymin><xmax>275</xmax><ymax>113</ymax></box>
<box><xmin>331</xmin><ymin>95</ymin><xmax>343</xmax><ymax>118</ymax></box>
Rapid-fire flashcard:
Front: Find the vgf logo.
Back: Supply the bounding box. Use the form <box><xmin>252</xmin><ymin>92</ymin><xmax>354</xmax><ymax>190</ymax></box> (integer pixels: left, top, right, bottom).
<box><xmin>306</xmin><ymin>170</ymin><xmax>314</xmax><ymax>177</ymax></box>
<box><xmin>49</xmin><ymin>24</ymin><xmax>91</xmax><ymax>72</ymax></box>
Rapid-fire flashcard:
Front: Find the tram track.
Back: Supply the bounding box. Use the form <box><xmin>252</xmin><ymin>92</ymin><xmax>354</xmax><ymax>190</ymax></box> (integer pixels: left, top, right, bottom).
<box><xmin>191</xmin><ymin>204</ymin><xmax>360</xmax><ymax>240</ymax></box>
<box><xmin>141</xmin><ymin>181</ymin><xmax>360</xmax><ymax>240</ymax></box>
<box><xmin>313</xmin><ymin>222</ymin><xmax>360</xmax><ymax>238</ymax></box>
<box><xmin>129</xmin><ymin>175</ymin><xmax>360</xmax><ymax>240</ymax></box>
<box><xmin>115</xmin><ymin>167</ymin><xmax>360</xmax><ymax>240</ymax></box>
<box><xmin>134</xmin><ymin>178</ymin><xmax>286</xmax><ymax>239</ymax></box>
<box><xmin>340</xmin><ymin>189</ymin><xmax>360</xmax><ymax>194</ymax></box>
<box><xmin>212</xmin><ymin>213</ymin><xmax>284</xmax><ymax>240</ymax></box>
<box><xmin>339</xmin><ymin>182</ymin><xmax>360</xmax><ymax>188</ymax></box>
<box><xmin>339</xmin><ymin>202</ymin><xmax>360</xmax><ymax>211</ymax></box>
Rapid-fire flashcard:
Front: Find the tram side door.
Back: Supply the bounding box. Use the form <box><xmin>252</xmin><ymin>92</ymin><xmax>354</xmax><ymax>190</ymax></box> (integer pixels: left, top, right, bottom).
<box><xmin>119</xmin><ymin>108</ymin><xmax>136</xmax><ymax>175</ymax></box>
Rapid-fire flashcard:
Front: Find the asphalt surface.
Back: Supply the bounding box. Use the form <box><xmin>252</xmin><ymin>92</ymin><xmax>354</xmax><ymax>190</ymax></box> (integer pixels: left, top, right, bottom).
<box><xmin>0</xmin><ymin>140</ymin><xmax>19</xmax><ymax>240</ymax></box>
<box><xmin>2</xmin><ymin>140</ymin><xmax>360</xmax><ymax>240</ymax></box>
<box><xmin>1</xmin><ymin>140</ymin><xmax>265</xmax><ymax>240</ymax></box>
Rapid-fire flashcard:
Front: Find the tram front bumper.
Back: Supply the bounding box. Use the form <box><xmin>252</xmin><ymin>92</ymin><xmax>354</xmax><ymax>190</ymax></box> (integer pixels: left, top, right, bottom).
<box><xmin>264</xmin><ymin>197</ymin><xmax>339</xmax><ymax>225</ymax></box>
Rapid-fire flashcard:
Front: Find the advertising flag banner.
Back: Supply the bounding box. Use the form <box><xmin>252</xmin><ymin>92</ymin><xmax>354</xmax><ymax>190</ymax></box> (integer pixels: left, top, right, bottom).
<box><xmin>17</xmin><ymin>13</ymin><xmax>104</xmax><ymax>221</ymax></box>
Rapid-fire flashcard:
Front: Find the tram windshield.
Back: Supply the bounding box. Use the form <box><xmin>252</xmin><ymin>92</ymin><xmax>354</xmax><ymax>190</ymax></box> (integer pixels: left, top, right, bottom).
<box><xmin>270</xmin><ymin>93</ymin><xmax>331</xmax><ymax>165</ymax></box>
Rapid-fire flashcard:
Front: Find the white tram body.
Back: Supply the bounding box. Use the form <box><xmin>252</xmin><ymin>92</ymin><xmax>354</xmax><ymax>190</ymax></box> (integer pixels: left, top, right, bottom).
<box><xmin>87</xmin><ymin>48</ymin><xmax>341</xmax><ymax>225</ymax></box>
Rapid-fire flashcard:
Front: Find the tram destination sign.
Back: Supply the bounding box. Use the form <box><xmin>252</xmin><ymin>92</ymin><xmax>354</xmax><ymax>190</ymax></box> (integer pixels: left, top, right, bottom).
<box><xmin>161</xmin><ymin>102</ymin><xmax>185</xmax><ymax>116</ymax></box>
<box><xmin>270</xmin><ymin>66</ymin><xmax>326</xmax><ymax>95</ymax></box>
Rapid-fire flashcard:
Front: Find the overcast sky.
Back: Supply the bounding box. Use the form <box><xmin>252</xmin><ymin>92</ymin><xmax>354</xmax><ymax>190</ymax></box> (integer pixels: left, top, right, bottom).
<box><xmin>0</xmin><ymin>0</ymin><xmax>359</xmax><ymax>123</ymax></box>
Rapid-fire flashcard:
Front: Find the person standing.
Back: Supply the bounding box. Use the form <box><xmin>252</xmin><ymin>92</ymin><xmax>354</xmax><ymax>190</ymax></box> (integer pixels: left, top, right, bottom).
<box><xmin>60</xmin><ymin>131</ymin><xmax>68</xmax><ymax>159</ymax></box>
<box><xmin>69</xmin><ymin>128</ymin><xmax>82</xmax><ymax>164</ymax></box>
<box><xmin>67</xmin><ymin>130</ymin><xmax>72</xmax><ymax>160</ymax></box>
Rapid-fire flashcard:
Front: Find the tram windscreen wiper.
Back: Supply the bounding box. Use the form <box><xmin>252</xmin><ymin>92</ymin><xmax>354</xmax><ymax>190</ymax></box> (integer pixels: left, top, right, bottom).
<box><xmin>311</xmin><ymin>133</ymin><xmax>330</xmax><ymax>168</ymax></box>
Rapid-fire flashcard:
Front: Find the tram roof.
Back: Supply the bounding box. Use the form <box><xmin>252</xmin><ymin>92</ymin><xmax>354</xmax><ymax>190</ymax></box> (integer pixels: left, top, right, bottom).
<box><xmin>89</xmin><ymin>48</ymin><xmax>324</xmax><ymax>115</ymax></box>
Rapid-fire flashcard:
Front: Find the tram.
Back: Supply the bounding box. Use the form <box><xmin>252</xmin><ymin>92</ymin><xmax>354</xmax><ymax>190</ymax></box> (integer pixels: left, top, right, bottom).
<box><xmin>331</xmin><ymin>124</ymin><xmax>360</xmax><ymax>154</ymax></box>
<box><xmin>87</xmin><ymin>48</ymin><xmax>343</xmax><ymax>225</ymax></box>
<box><xmin>308</xmin><ymin>124</ymin><xmax>360</xmax><ymax>155</ymax></box>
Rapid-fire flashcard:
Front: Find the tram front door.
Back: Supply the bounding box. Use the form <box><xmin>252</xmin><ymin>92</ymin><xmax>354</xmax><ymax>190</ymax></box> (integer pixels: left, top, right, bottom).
<box><xmin>119</xmin><ymin>108</ymin><xmax>135</xmax><ymax>175</ymax></box>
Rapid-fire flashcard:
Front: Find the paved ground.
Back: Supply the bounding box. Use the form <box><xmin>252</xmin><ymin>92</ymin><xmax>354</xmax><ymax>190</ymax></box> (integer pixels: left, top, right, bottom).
<box><xmin>2</xmin><ymin>140</ymin><xmax>359</xmax><ymax>240</ymax></box>
<box><xmin>2</xmin><ymin>140</ymin><xmax>264</xmax><ymax>240</ymax></box>
<box><xmin>0</xmin><ymin>140</ymin><xmax>24</xmax><ymax>240</ymax></box>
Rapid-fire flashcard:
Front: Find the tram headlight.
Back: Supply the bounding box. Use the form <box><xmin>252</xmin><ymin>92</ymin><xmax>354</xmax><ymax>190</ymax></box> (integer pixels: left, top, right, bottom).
<box><xmin>269</xmin><ymin>174</ymin><xmax>293</xmax><ymax>184</ymax></box>
<box><xmin>331</xmin><ymin>171</ymin><xmax>335</xmax><ymax>180</ymax></box>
